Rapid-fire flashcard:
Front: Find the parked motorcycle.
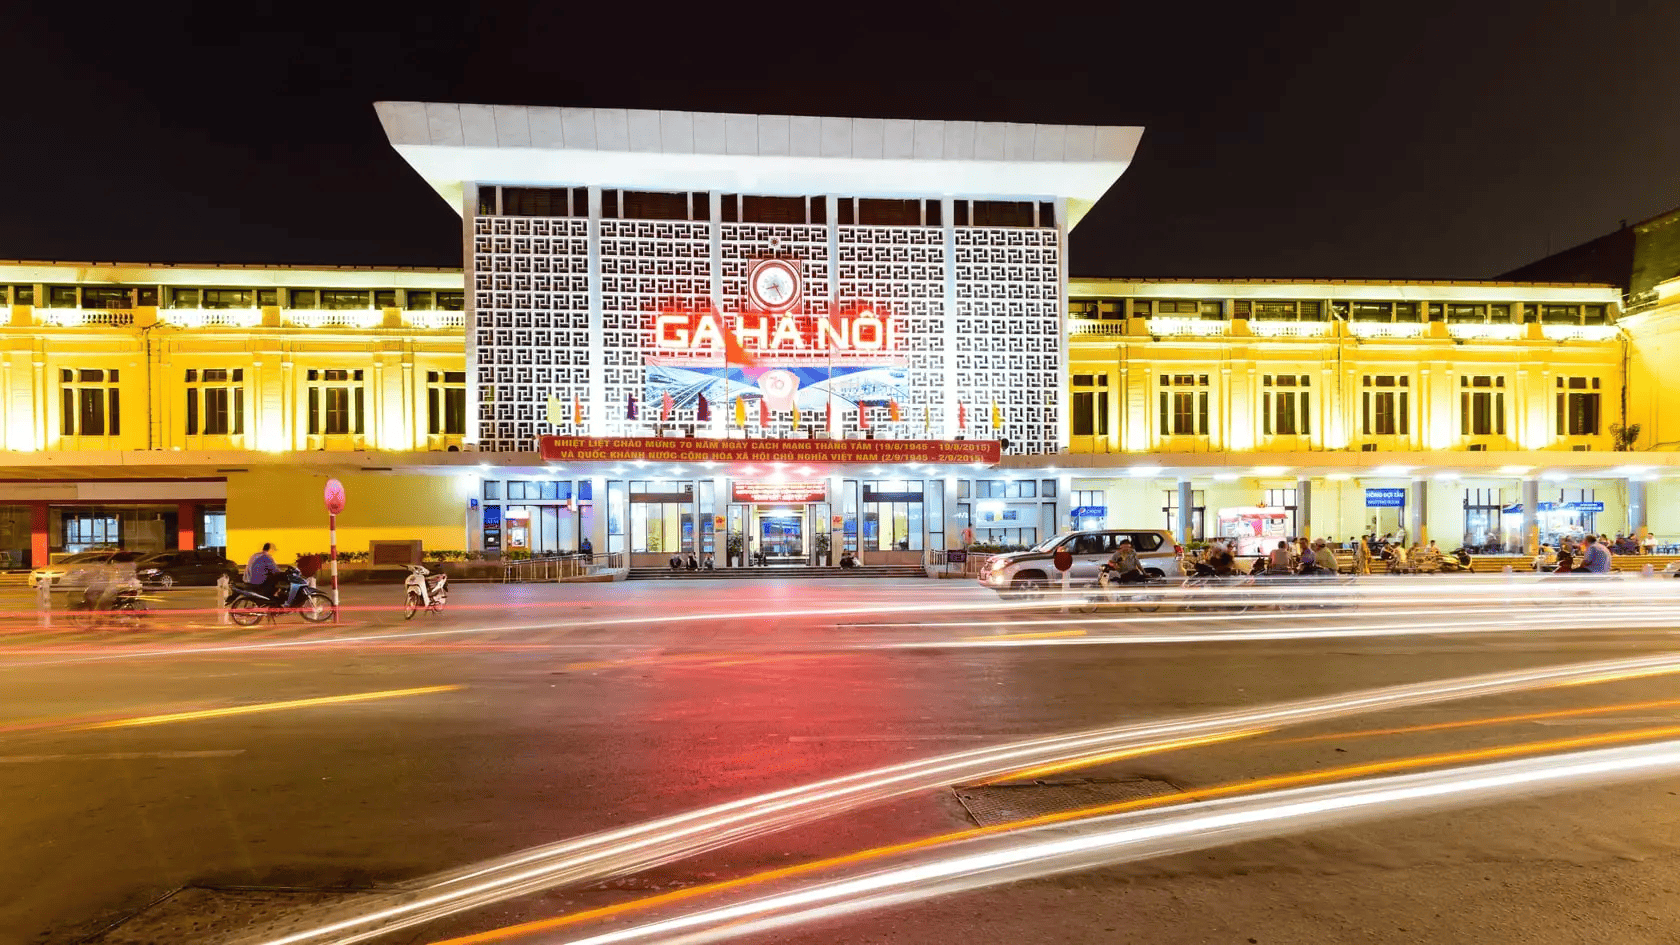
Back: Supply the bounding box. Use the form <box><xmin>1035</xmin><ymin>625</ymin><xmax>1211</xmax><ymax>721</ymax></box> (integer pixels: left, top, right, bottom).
<box><xmin>225</xmin><ymin>565</ymin><xmax>336</xmax><ymax>626</ymax></box>
<box><xmin>402</xmin><ymin>564</ymin><xmax>449</xmax><ymax>619</ymax></box>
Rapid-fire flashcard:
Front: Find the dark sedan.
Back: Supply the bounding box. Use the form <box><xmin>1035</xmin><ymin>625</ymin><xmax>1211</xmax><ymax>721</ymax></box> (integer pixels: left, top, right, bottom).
<box><xmin>135</xmin><ymin>551</ymin><xmax>241</xmax><ymax>588</ymax></box>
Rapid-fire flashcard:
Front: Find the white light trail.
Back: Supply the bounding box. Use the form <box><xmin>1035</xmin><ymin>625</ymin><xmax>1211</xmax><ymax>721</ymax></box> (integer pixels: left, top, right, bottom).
<box><xmin>226</xmin><ymin>650</ymin><xmax>1680</xmax><ymax>945</ymax></box>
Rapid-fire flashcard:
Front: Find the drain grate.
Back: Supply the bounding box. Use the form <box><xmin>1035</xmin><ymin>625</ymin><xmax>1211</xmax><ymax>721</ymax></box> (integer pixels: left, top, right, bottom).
<box><xmin>953</xmin><ymin>777</ymin><xmax>1181</xmax><ymax>827</ymax></box>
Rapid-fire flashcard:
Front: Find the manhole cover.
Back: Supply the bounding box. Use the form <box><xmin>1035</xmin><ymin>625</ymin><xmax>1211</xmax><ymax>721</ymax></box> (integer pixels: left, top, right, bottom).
<box><xmin>953</xmin><ymin>777</ymin><xmax>1181</xmax><ymax>827</ymax></box>
<box><xmin>79</xmin><ymin>886</ymin><xmax>368</xmax><ymax>945</ymax></box>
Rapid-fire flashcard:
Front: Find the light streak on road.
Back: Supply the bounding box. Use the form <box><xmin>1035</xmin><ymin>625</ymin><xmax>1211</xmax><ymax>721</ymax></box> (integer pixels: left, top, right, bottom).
<box><xmin>496</xmin><ymin>738</ymin><xmax>1680</xmax><ymax>945</ymax></box>
<box><xmin>420</xmin><ymin>720</ymin><xmax>1680</xmax><ymax>945</ymax></box>
<box><xmin>223</xmin><ymin>651</ymin><xmax>1680</xmax><ymax>945</ymax></box>
<box><xmin>74</xmin><ymin>685</ymin><xmax>462</xmax><ymax>730</ymax></box>
<box><xmin>1275</xmin><ymin>695</ymin><xmax>1680</xmax><ymax>744</ymax></box>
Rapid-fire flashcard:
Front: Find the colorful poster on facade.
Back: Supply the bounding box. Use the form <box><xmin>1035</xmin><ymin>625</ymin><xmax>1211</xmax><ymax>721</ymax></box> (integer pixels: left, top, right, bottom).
<box><xmin>538</xmin><ymin>436</ymin><xmax>1001</xmax><ymax>465</ymax></box>
<box><xmin>645</xmin><ymin>307</ymin><xmax>908</xmax><ymax>413</ymax></box>
<box><xmin>643</xmin><ymin>363</ymin><xmax>909</xmax><ymax>413</ymax></box>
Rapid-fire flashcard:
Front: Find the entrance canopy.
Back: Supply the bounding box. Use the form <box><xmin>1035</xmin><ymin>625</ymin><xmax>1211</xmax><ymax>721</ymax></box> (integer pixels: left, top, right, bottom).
<box><xmin>374</xmin><ymin>102</ymin><xmax>1143</xmax><ymax>229</ymax></box>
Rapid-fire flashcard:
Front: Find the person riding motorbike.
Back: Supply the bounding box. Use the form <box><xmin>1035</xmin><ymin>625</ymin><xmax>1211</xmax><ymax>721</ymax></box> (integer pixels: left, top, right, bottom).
<box><xmin>1103</xmin><ymin>539</ymin><xmax>1147</xmax><ymax>584</ymax></box>
<box><xmin>244</xmin><ymin>542</ymin><xmax>287</xmax><ymax>604</ymax></box>
<box><xmin>81</xmin><ymin>557</ymin><xmax>140</xmax><ymax>613</ymax></box>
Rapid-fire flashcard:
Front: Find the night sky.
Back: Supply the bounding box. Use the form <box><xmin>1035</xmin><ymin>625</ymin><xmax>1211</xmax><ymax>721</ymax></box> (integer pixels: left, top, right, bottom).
<box><xmin>3</xmin><ymin>0</ymin><xmax>1675</xmax><ymax>280</ymax></box>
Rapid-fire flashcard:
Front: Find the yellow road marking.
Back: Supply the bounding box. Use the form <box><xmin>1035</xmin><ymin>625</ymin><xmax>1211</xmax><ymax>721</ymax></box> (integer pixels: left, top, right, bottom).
<box><xmin>75</xmin><ymin>685</ymin><xmax>462</xmax><ymax>730</ymax></box>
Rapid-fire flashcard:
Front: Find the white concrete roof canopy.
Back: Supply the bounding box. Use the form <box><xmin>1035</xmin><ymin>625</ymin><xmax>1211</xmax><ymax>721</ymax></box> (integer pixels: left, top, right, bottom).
<box><xmin>374</xmin><ymin>102</ymin><xmax>1143</xmax><ymax>230</ymax></box>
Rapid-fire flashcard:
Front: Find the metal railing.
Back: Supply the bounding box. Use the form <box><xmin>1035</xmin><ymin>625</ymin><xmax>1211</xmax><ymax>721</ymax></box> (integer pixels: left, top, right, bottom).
<box><xmin>924</xmin><ymin>550</ymin><xmax>996</xmax><ymax>576</ymax></box>
<box><xmin>501</xmin><ymin>552</ymin><xmax>623</xmax><ymax>583</ymax></box>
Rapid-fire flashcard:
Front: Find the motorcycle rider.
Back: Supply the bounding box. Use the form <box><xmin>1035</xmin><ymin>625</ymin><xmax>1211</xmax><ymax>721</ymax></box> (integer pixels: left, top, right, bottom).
<box><xmin>1104</xmin><ymin>538</ymin><xmax>1146</xmax><ymax>584</ymax></box>
<box><xmin>244</xmin><ymin>542</ymin><xmax>285</xmax><ymax>604</ymax></box>
<box><xmin>81</xmin><ymin>556</ymin><xmax>139</xmax><ymax>614</ymax></box>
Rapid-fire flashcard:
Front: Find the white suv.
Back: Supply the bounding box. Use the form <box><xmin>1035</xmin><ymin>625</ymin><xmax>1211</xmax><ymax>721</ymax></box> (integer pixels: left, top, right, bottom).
<box><xmin>980</xmin><ymin>529</ymin><xmax>1182</xmax><ymax>595</ymax></box>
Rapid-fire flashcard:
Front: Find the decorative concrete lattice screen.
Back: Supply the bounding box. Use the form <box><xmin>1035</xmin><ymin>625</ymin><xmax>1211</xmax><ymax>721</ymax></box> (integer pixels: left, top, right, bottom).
<box><xmin>598</xmin><ymin>219</ymin><xmax>712</xmax><ymax>437</ymax></box>
<box><xmin>473</xmin><ymin>215</ymin><xmax>590</xmax><ymax>452</ymax></box>
<box><xmin>835</xmin><ymin>225</ymin><xmax>948</xmax><ymax>441</ymax></box>
<box><xmin>954</xmin><ymin>228</ymin><xmax>1060</xmax><ymax>455</ymax></box>
<box><xmin>471</xmin><ymin>214</ymin><xmax>1060</xmax><ymax>455</ymax></box>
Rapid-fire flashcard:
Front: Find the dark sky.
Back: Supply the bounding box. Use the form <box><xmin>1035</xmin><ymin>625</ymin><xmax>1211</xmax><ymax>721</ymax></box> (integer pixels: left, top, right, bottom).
<box><xmin>2</xmin><ymin>0</ymin><xmax>1675</xmax><ymax>279</ymax></box>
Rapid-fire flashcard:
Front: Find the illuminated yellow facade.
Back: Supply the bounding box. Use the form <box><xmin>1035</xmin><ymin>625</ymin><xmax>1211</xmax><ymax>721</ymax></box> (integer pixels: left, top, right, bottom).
<box><xmin>8</xmin><ymin>261</ymin><xmax>1680</xmax><ymax>570</ymax></box>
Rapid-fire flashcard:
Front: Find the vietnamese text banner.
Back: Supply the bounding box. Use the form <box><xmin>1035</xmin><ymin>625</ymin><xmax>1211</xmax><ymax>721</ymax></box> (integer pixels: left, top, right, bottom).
<box><xmin>539</xmin><ymin>436</ymin><xmax>1002</xmax><ymax>465</ymax></box>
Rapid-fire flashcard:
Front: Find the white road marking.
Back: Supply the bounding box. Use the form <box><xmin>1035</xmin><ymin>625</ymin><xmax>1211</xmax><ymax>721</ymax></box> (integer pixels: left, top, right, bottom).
<box><xmin>0</xmin><ymin>749</ymin><xmax>245</xmax><ymax>763</ymax></box>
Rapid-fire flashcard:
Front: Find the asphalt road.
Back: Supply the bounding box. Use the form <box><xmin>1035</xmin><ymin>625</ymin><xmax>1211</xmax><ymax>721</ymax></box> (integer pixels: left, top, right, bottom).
<box><xmin>7</xmin><ymin>576</ymin><xmax>1680</xmax><ymax>944</ymax></box>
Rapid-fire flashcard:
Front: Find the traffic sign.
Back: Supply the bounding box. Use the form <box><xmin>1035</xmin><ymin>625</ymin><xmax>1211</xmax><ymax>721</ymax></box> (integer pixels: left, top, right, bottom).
<box><xmin>324</xmin><ymin>478</ymin><xmax>346</xmax><ymax>515</ymax></box>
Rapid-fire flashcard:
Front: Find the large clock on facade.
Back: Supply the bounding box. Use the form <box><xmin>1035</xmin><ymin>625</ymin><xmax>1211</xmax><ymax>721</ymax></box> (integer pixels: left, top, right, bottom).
<box><xmin>748</xmin><ymin>258</ymin><xmax>801</xmax><ymax>313</ymax></box>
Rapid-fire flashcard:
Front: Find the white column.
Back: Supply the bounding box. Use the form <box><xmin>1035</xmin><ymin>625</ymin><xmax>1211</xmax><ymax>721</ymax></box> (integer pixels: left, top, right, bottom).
<box><xmin>1297</xmin><ymin>477</ymin><xmax>1313</xmax><ymax>540</ymax></box>
<box><xmin>941</xmin><ymin>197</ymin><xmax>958</xmax><ymax>438</ymax></box>
<box><xmin>1410</xmin><ymin>477</ymin><xmax>1427</xmax><ymax>545</ymax></box>
<box><xmin>463</xmin><ymin>182</ymin><xmax>481</xmax><ymax>446</ymax></box>
<box><xmin>1176</xmin><ymin>478</ymin><xmax>1192</xmax><ymax>545</ymax></box>
<box><xmin>586</xmin><ymin>187</ymin><xmax>605</xmax><ymax>436</ymax></box>
<box><xmin>1522</xmin><ymin>477</ymin><xmax>1540</xmax><ymax>554</ymax></box>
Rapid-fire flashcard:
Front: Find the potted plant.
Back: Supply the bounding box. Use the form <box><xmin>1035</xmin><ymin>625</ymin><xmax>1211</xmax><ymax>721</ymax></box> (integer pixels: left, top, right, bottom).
<box><xmin>812</xmin><ymin>532</ymin><xmax>831</xmax><ymax>567</ymax></box>
<box><xmin>727</xmin><ymin>534</ymin><xmax>744</xmax><ymax>567</ymax></box>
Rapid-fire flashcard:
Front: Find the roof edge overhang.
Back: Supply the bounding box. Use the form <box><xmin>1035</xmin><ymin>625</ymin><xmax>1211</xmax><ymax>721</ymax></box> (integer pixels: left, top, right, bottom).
<box><xmin>375</xmin><ymin>102</ymin><xmax>1141</xmax><ymax>230</ymax></box>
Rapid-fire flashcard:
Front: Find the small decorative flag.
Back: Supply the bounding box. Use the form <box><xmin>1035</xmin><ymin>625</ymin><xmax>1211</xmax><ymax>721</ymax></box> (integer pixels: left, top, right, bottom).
<box><xmin>573</xmin><ymin>395</ymin><xmax>582</xmax><ymax>426</ymax></box>
<box><xmin>660</xmin><ymin>390</ymin><xmax>674</xmax><ymax>421</ymax></box>
<box><xmin>734</xmin><ymin>397</ymin><xmax>747</xmax><ymax>427</ymax></box>
<box><xmin>888</xmin><ymin>399</ymin><xmax>901</xmax><ymax>423</ymax></box>
<box><xmin>546</xmin><ymin>395</ymin><xmax>562</xmax><ymax>425</ymax></box>
<box><xmin>759</xmin><ymin>397</ymin><xmax>771</xmax><ymax>428</ymax></box>
<box><xmin>990</xmin><ymin>400</ymin><xmax>1002</xmax><ymax>430</ymax></box>
<box><xmin>957</xmin><ymin>402</ymin><xmax>967</xmax><ymax>429</ymax></box>
<box><xmin>826</xmin><ymin>399</ymin><xmax>833</xmax><ymax>433</ymax></box>
<box><xmin>626</xmin><ymin>392</ymin><xmax>638</xmax><ymax>421</ymax></box>
<box><xmin>858</xmin><ymin>402</ymin><xmax>870</xmax><ymax>429</ymax></box>
<box><xmin>923</xmin><ymin>405</ymin><xmax>931</xmax><ymax>434</ymax></box>
<box><xmin>791</xmin><ymin>403</ymin><xmax>802</xmax><ymax>429</ymax></box>
<box><xmin>696</xmin><ymin>392</ymin><xmax>711</xmax><ymax>422</ymax></box>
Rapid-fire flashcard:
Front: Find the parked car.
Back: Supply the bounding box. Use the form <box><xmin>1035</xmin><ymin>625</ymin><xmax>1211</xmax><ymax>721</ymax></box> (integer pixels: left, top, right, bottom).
<box><xmin>136</xmin><ymin>550</ymin><xmax>242</xmax><ymax>588</ymax></box>
<box><xmin>981</xmin><ymin>529</ymin><xmax>1183</xmax><ymax>595</ymax></box>
<box><xmin>27</xmin><ymin>550</ymin><xmax>146</xmax><ymax>589</ymax></box>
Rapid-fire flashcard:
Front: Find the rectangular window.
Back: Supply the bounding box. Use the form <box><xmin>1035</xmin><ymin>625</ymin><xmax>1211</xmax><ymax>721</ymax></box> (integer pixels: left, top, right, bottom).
<box><xmin>857</xmin><ymin>199</ymin><xmax>922</xmax><ymax>226</ymax></box>
<box><xmin>203</xmin><ymin>289</ymin><xmax>253</xmax><ymax>309</ymax></box>
<box><xmin>82</xmin><ymin>286</ymin><xmax>131</xmax><ymax>310</ymax></box>
<box><xmin>969</xmin><ymin>200</ymin><xmax>1035</xmax><ymax>227</ymax></box>
<box><xmin>428</xmin><ymin>370</ymin><xmax>468</xmax><ymax>436</ymax></box>
<box><xmin>59</xmin><ymin>368</ymin><xmax>121</xmax><ymax>437</ymax></box>
<box><xmin>1557</xmin><ymin>376</ymin><xmax>1601</xmax><ymax>435</ymax></box>
<box><xmin>320</xmin><ymin>289</ymin><xmax>370</xmax><ymax>310</ymax></box>
<box><xmin>308</xmin><ymin>369</ymin><xmax>363</xmax><ymax>438</ymax></box>
<box><xmin>621</xmin><ymin>190</ymin><xmax>691</xmax><ymax>220</ymax></box>
<box><xmin>741</xmin><ymin>195</ymin><xmax>809</xmax><ymax>224</ymax></box>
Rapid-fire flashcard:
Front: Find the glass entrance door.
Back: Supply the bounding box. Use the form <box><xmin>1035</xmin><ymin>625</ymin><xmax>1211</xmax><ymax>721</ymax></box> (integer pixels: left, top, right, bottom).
<box><xmin>757</xmin><ymin>507</ymin><xmax>805</xmax><ymax>562</ymax></box>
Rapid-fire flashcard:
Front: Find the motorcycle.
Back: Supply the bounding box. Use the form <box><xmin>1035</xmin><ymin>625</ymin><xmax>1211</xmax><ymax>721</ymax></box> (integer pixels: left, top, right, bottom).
<box><xmin>1094</xmin><ymin>563</ymin><xmax>1168</xmax><ymax>612</ymax></box>
<box><xmin>65</xmin><ymin>582</ymin><xmax>152</xmax><ymax>629</ymax></box>
<box><xmin>403</xmin><ymin>564</ymin><xmax>449</xmax><ymax>619</ymax></box>
<box><xmin>225</xmin><ymin>565</ymin><xmax>336</xmax><ymax>626</ymax></box>
<box><xmin>1438</xmin><ymin>547</ymin><xmax>1474</xmax><ymax>573</ymax></box>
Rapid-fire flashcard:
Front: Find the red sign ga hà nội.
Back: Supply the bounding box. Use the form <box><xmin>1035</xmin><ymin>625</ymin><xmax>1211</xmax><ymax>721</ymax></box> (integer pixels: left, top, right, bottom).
<box><xmin>537</xmin><ymin>436</ymin><xmax>1002</xmax><ymax>465</ymax></box>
